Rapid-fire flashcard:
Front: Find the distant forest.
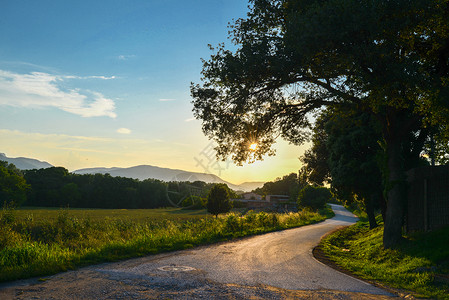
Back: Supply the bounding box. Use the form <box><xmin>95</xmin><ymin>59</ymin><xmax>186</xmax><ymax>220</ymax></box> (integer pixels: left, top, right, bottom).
<box><xmin>2</xmin><ymin>162</ymin><xmax>303</xmax><ymax>210</ymax></box>
<box><xmin>21</xmin><ymin>167</ymin><xmax>215</xmax><ymax>209</ymax></box>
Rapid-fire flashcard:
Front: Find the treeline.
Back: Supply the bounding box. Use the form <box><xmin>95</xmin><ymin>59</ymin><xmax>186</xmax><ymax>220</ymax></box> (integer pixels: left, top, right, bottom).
<box><xmin>253</xmin><ymin>172</ymin><xmax>306</xmax><ymax>201</ymax></box>
<box><xmin>252</xmin><ymin>172</ymin><xmax>333</xmax><ymax>211</ymax></box>
<box><xmin>23</xmin><ymin>167</ymin><xmax>168</xmax><ymax>208</ymax></box>
<box><xmin>0</xmin><ymin>162</ymin><xmax>221</xmax><ymax>209</ymax></box>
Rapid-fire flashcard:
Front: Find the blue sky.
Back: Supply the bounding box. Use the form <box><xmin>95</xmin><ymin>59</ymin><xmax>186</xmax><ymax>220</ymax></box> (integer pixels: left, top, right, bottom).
<box><xmin>0</xmin><ymin>0</ymin><xmax>307</xmax><ymax>184</ymax></box>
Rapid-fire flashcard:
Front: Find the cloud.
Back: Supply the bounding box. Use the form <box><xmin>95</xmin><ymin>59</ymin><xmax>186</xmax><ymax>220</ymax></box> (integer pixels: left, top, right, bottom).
<box><xmin>64</xmin><ymin>75</ymin><xmax>116</xmax><ymax>80</ymax></box>
<box><xmin>117</xmin><ymin>54</ymin><xmax>136</xmax><ymax>61</ymax></box>
<box><xmin>159</xmin><ymin>98</ymin><xmax>176</xmax><ymax>102</ymax></box>
<box><xmin>117</xmin><ymin>128</ymin><xmax>131</xmax><ymax>134</ymax></box>
<box><xmin>185</xmin><ymin>117</ymin><xmax>196</xmax><ymax>122</ymax></box>
<box><xmin>0</xmin><ymin>70</ymin><xmax>117</xmax><ymax>118</ymax></box>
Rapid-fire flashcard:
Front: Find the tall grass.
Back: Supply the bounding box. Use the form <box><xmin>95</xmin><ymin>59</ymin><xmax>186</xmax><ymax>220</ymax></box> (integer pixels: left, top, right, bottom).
<box><xmin>0</xmin><ymin>206</ymin><xmax>333</xmax><ymax>282</ymax></box>
<box><xmin>320</xmin><ymin>217</ymin><xmax>449</xmax><ymax>299</ymax></box>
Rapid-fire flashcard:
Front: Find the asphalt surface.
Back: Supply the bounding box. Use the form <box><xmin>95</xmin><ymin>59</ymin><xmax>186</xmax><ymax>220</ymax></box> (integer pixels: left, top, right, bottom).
<box><xmin>104</xmin><ymin>204</ymin><xmax>389</xmax><ymax>294</ymax></box>
<box><xmin>0</xmin><ymin>204</ymin><xmax>397</xmax><ymax>299</ymax></box>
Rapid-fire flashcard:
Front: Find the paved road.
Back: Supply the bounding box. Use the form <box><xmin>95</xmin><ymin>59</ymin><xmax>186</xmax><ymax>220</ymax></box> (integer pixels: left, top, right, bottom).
<box><xmin>0</xmin><ymin>204</ymin><xmax>397</xmax><ymax>299</ymax></box>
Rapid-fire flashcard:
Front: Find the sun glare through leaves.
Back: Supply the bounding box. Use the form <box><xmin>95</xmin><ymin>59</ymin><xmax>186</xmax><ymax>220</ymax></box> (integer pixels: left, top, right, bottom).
<box><xmin>249</xmin><ymin>143</ymin><xmax>258</xmax><ymax>151</ymax></box>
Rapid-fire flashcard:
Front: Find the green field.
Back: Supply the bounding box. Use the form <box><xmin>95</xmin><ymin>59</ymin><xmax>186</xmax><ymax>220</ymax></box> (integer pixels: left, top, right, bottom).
<box><xmin>15</xmin><ymin>207</ymin><xmax>211</xmax><ymax>223</ymax></box>
<box><xmin>0</xmin><ymin>205</ymin><xmax>334</xmax><ymax>282</ymax></box>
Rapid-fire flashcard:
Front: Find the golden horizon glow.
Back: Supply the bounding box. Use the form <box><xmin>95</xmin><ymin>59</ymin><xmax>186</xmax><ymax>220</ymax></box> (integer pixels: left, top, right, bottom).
<box><xmin>1</xmin><ymin>129</ymin><xmax>308</xmax><ymax>184</ymax></box>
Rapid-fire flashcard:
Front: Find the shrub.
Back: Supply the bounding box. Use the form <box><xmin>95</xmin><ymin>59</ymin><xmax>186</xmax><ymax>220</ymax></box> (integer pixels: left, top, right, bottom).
<box><xmin>0</xmin><ymin>202</ymin><xmax>16</xmax><ymax>225</ymax></box>
<box><xmin>181</xmin><ymin>195</ymin><xmax>205</xmax><ymax>209</ymax></box>
<box><xmin>225</xmin><ymin>213</ymin><xmax>242</xmax><ymax>232</ymax></box>
<box><xmin>297</xmin><ymin>185</ymin><xmax>332</xmax><ymax>210</ymax></box>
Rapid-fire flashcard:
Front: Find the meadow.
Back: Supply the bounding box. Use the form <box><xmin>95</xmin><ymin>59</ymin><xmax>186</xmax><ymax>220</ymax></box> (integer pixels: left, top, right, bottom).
<box><xmin>0</xmin><ymin>205</ymin><xmax>334</xmax><ymax>282</ymax></box>
<box><xmin>11</xmin><ymin>207</ymin><xmax>210</xmax><ymax>223</ymax></box>
<box><xmin>320</xmin><ymin>216</ymin><xmax>449</xmax><ymax>299</ymax></box>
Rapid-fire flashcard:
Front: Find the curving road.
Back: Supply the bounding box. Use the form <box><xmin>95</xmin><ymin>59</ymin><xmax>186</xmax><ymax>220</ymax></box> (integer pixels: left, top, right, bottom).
<box><xmin>0</xmin><ymin>204</ymin><xmax>396</xmax><ymax>299</ymax></box>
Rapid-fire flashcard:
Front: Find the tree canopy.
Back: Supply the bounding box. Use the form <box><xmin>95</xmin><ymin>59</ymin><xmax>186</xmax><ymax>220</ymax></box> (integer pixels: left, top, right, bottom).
<box><xmin>297</xmin><ymin>185</ymin><xmax>331</xmax><ymax>210</ymax></box>
<box><xmin>302</xmin><ymin>108</ymin><xmax>386</xmax><ymax>228</ymax></box>
<box><xmin>253</xmin><ymin>172</ymin><xmax>306</xmax><ymax>201</ymax></box>
<box><xmin>24</xmin><ymin>167</ymin><xmax>170</xmax><ymax>209</ymax></box>
<box><xmin>191</xmin><ymin>0</ymin><xmax>449</xmax><ymax>248</ymax></box>
<box><xmin>206</xmin><ymin>183</ymin><xmax>233</xmax><ymax>217</ymax></box>
<box><xmin>0</xmin><ymin>161</ymin><xmax>29</xmax><ymax>207</ymax></box>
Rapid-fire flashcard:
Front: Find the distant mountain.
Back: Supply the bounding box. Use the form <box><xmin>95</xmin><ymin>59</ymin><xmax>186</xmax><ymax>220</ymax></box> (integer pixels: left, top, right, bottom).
<box><xmin>0</xmin><ymin>153</ymin><xmax>53</xmax><ymax>170</ymax></box>
<box><xmin>73</xmin><ymin>165</ymin><xmax>263</xmax><ymax>192</ymax></box>
<box><xmin>0</xmin><ymin>152</ymin><xmax>264</xmax><ymax>192</ymax></box>
<box><xmin>238</xmin><ymin>181</ymin><xmax>265</xmax><ymax>192</ymax></box>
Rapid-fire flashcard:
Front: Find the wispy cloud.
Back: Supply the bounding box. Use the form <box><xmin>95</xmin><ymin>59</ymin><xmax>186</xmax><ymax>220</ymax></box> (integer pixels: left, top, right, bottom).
<box><xmin>159</xmin><ymin>98</ymin><xmax>176</xmax><ymax>102</ymax></box>
<box><xmin>0</xmin><ymin>70</ymin><xmax>117</xmax><ymax>118</ymax></box>
<box><xmin>117</xmin><ymin>54</ymin><xmax>136</xmax><ymax>61</ymax></box>
<box><xmin>64</xmin><ymin>75</ymin><xmax>116</xmax><ymax>80</ymax></box>
<box><xmin>117</xmin><ymin>128</ymin><xmax>131</xmax><ymax>134</ymax></box>
<box><xmin>185</xmin><ymin>117</ymin><xmax>196</xmax><ymax>122</ymax></box>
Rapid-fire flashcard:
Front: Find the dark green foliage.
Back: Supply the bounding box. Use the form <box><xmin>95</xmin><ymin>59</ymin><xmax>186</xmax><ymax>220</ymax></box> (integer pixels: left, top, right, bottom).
<box><xmin>253</xmin><ymin>172</ymin><xmax>306</xmax><ymax>201</ymax></box>
<box><xmin>297</xmin><ymin>185</ymin><xmax>331</xmax><ymax>210</ymax></box>
<box><xmin>190</xmin><ymin>0</ymin><xmax>449</xmax><ymax>248</ymax></box>
<box><xmin>0</xmin><ymin>161</ymin><xmax>29</xmax><ymax>207</ymax></box>
<box><xmin>181</xmin><ymin>195</ymin><xmax>206</xmax><ymax>209</ymax></box>
<box><xmin>207</xmin><ymin>184</ymin><xmax>233</xmax><ymax>217</ymax></box>
<box><xmin>0</xmin><ymin>202</ymin><xmax>17</xmax><ymax>225</ymax></box>
<box><xmin>232</xmin><ymin>199</ymin><xmax>247</xmax><ymax>208</ymax></box>
<box><xmin>302</xmin><ymin>108</ymin><xmax>388</xmax><ymax>228</ymax></box>
<box><xmin>19</xmin><ymin>165</ymin><xmax>221</xmax><ymax>209</ymax></box>
<box><xmin>23</xmin><ymin>167</ymin><xmax>170</xmax><ymax>209</ymax></box>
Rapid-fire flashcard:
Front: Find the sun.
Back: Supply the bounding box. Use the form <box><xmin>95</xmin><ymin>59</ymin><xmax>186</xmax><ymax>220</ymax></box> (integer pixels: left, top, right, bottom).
<box><xmin>249</xmin><ymin>143</ymin><xmax>258</xmax><ymax>151</ymax></box>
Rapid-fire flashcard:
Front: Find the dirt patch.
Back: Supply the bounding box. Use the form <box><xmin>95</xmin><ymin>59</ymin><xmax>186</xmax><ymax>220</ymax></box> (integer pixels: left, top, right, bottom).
<box><xmin>0</xmin><ymin>269</ymin><xmax>399</xmax><ymax>300</ymax></box>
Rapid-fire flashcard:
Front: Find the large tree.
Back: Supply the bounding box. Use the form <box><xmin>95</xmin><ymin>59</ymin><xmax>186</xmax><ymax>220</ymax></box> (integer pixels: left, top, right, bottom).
<box><xmin>191</xmin><ymin>0</ymin><xmax>449</xmax><ymax>248</ymax></box>
<box><xmin>0</xmin><ymin>161</ymin><xmax>29</xmax><ymax>206</ymax></box>
<box><xmin>303</xmin><ymin>108</ymin><xmax>388</xmax><ymax>229</ymax></box>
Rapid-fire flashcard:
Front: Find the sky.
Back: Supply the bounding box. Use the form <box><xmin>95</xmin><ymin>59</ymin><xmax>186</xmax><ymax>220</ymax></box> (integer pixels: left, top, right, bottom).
<box><xmin>0</xmin><ymin>0</ymin><xmax>309</xmax><ymax>184</ymax></box>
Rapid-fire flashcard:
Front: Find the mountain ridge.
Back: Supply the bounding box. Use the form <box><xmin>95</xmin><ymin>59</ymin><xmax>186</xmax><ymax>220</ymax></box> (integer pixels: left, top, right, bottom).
<box><xmin>0</xmin><ymin>153</ymin><xmax>263</xmax><ymax>192</ymax></box>
<box><xmin>73</xmin><ymin>165</ymin><xmax>264</xmax><ymax>192</ymax></box>
<box><xmin>0</xmin><ymin>153</ymin><xmax>53</xmax><ymax>170</ymax></box>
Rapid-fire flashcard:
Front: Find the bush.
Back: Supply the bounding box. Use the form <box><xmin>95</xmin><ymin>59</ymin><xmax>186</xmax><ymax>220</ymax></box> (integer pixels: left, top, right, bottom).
<box><xmin>297</xmin><ymin>185</ymin><xmax>332</xmax><ymax>210</ymax></box>
<box><xmin>0</xmin><ymin>202</ymin><xmax>16</xmax><ymax>225</ymax></box>
<box><xmin>181</xmin><ymin>195</ymin><xmax>205</xmax><ymax>209</ymax></box>
<box><xmin>225</xmin><ymin>213</ymin><xmax>242</xmax><ymax>232</ymax></box>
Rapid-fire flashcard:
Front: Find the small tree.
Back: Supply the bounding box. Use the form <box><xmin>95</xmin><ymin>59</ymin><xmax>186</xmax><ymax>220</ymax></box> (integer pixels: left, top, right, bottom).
<box><xmin>207</xmin><ymin>183</ymin><xmax>233</xmax><ymax>217</ymax></box>
<box><xmin>297</xmin><ymin>185</ymin><xmax>331</xmax><ymax>210</ymax></box>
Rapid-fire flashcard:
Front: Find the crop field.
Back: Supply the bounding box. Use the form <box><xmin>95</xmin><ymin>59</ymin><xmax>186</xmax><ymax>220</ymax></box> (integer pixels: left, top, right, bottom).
<box><xmin>0</xmin><ymin>205</ymin><xmax>334</xmax><ymax>282</ymax></box>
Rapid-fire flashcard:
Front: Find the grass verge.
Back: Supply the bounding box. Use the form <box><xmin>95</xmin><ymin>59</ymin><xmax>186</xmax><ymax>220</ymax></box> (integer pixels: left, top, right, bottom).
<box><xmin>319</xmin><ymin>217</ymin><xmax>449</xmax><ymax>299</ymax></box>
<box><xmin>0</xmin><ymin>205</ymin><xmax>333</xmax><ymax>282</ymax></box>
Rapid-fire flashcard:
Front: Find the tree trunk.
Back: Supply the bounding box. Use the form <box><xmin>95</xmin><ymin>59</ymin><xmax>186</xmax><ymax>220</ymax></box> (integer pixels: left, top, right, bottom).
<box><xmin>383</xmin><ymin>137</ymin><xmax>406</xmax><ymax>249</ymax></box>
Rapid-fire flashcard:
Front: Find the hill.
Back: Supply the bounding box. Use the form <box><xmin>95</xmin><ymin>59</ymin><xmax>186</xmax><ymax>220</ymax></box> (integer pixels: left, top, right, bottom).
<box><xmin>0</xmin><ymin>153</ymin><xmax>264</xmax><ymax>192</ymax></box>
<box><xmin>238</xmin><ymin>181</ymin><xmax>266</xmax><ymax>192</ymax></box>
<box><xmin>0</xmin><ymin>153</ymin><xmax>53</xmax><ymax>170</ymax></box>
<box><xmin>74</xmin><ymin>165</ymin><xmax>262</xmax><ymax>192</ymax></box>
